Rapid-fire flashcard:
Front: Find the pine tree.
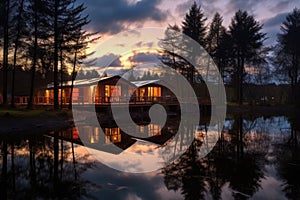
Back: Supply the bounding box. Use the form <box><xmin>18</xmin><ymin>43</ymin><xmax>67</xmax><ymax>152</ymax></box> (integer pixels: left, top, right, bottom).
<box><xmin>26</xmin><ymin>0</ymin><xmax>49</xmax><ymax>109</ymax></box>
<box><xmin>159</xmin><ymin>24</ymin><xmax>193</xmax><ymax>83</ymax></box>
<box><xmin>274</xmin><ymin>8</ymin><xmax>300</xmax><ymax>103</ymax></box>
<box><xmin>206</xmin><ymin>13</ymin><xmax>226</xmax><ymax>61</ymax></box>
<box><xmin>182</xmin><ymin>2</ymin><xmax>207</xmax><ymax>47</ymax></box>
<box><xmin>229</xmin><ymin>10</ymin><xmax>267</xmax><ymax>105</ymax></box>
<box><xmin>1</xmin><ymin>0</ymin><xmax>11</xmax><ymax>105</ymax></box>
<box><xmin>206</xmin><ymin>12</ymin><xmax>226</xmax><ymax>81</ymax></box>
<box><xmin>11</xmin><ymin>0</ymin><xmax>28</xmax><ymax>107</ymax></box>
<box><xmin>182</xmin><ymin>2</ymin><xmax>208</xmax><ymax>83</ymax></box>
<box><xmin>46</xmin><ymin>0</ymin><xmax>99</xmax><ymax>109</ymax></box>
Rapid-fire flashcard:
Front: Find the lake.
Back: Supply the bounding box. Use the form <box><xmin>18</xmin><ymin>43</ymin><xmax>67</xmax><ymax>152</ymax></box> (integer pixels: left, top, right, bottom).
<box><xmin>0</xmin><ymin>115</ymin><xmax>299</xmax><ymax>199</ymax></box>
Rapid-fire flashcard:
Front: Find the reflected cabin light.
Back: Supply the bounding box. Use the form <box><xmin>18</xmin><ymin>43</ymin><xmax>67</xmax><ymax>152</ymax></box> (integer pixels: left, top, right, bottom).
<box><xmin>90</xmin><ymin>85</ymin><xmax>94</xmax><ymax>95</ymax></box>
<box><xmin>94</xmin><ymin>127</ymin><xmax>99</xmax><ymax>142</ymax></box>
<box><xmin>90</xmin><ymin>135</ymin><xmax>95</xmax><ymax>144</ymax></box>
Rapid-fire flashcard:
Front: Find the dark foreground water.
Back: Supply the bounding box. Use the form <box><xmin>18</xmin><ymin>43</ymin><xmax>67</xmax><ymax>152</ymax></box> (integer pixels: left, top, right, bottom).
<box><xmin>0</xmin><ymin>115</ymin><xmax>299</xmax><ymax>200</ymax></box>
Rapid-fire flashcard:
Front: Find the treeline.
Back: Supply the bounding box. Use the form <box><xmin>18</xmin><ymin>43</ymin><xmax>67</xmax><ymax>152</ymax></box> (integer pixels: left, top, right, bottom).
<box><xmin>0</xmin><ymin>0</ymin><xmax>99</xmax><ymax>109</ymax></box>
<box><xmin>161</xmin><ymin>2</ymin><xmax>300</xmax><ymax>105</ymax></box>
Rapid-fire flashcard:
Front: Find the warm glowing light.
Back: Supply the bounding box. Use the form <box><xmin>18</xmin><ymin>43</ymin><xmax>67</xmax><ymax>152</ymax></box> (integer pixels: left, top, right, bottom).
<box><xmin>90</xmin><ymin>136</ymin><xmax>95</xmax><ymax>144</ymax></box>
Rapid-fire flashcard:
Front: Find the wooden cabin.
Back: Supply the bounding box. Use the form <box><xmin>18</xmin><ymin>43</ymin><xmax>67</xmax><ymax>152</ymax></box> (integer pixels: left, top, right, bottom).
<box><xmin>41</xmin><ymin>75</ymin><xmax>175</xmax><ymax>106</ymax></box>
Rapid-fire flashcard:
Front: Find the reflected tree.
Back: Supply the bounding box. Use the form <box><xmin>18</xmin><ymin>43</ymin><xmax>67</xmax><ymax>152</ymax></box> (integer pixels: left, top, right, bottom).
<box><xmin>276</xmin><ymin>117</ymin><xmax>300</xmax><ymax>199</ymax></box>
<box><xmin>0</xmin><ymin>130</ymin><xmax>96</xmax><ymax>199</ymax></box>
<box><xmin>163</xmin><ymin>116</ymin><xmax>267</xmax><ymax>199</ymax></box>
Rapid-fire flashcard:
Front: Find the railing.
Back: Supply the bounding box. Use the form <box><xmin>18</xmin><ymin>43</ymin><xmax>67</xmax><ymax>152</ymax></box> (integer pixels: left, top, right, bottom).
<box><xmin>15</xmin><ymin>96</ymin><xmax>69</xmax><ymax>105</ymax></box>
<box><xmin>14</xmin><ymin>96</ymin><xmax>211</xmax><ymax>106</ymax></box>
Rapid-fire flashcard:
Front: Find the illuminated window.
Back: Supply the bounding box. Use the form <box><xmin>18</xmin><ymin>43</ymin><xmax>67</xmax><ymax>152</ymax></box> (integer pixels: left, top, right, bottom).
<box><xmin>138</xmin><ymin>88</ymin><xmax>146</xmax><ymax>101</ymax></box>
<box><xmin>147</xmin><ymin>124</ymin><xmax>161</xmax><ymax>137</ymax></box>
<box><xmin>147</xmin><ymin>87</ymin><xmax>161</xmax><ymax>101</ymax></box>
<box><xmin>105</xmin><ymin>128</ymin><xmax>121</xmax><ymax>144</ymax></box>
<box><xmin>72</xmin><ymin>88</ymin><xmax>79</xmax><ymax>101</ymax></box>
<box><xmin>105</xmin><ymin>85</ymin><xmax>121</xmax><ymax>102</ymax></box>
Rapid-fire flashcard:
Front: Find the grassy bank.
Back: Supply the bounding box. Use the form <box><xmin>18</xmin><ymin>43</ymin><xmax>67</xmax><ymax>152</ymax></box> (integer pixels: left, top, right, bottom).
<box><xmin>0</xmin><ymin>106</ymin><xmax>72</xmax><ymax>120</ymax></box>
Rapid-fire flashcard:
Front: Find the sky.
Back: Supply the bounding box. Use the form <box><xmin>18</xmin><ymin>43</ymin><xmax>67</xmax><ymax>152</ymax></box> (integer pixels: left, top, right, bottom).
<box><xmin>77</xmin><ymin>0</ymin><xmax>300</xmax><ymax>74</ymax></box>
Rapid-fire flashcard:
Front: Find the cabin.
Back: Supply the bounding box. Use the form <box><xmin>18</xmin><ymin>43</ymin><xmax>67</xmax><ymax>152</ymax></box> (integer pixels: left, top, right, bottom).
<box><xmin>131</xmin><ymin>79</ymin><xmax>175</xmax><ymax>103</ymax></box>
<box><xmin>40</xmin><ymin>75</ymin><xmax>175</xmax><ymax>106</ymax></box>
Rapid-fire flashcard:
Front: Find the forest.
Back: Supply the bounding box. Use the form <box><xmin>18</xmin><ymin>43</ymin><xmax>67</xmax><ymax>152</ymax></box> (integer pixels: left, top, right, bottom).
<box><xmin>1</xmin><ymin>1</ymin><xmax>300</xmax><ymax>109</ymax></box>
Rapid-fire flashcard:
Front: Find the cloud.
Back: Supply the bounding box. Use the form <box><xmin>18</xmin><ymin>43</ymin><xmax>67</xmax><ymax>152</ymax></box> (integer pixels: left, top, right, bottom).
<box><xmin>84</xmin><ymin>163</ymin><xmax>168</xmax><ymax>200</ymax></box>
<box><xmin>94</xmin><ymin>53</ymin><xmax>123</xmax><ymax>67</ymax></box>
<box><xmin>175</xmin><ymin>0</ymin><xmax>220</xmax><ymax>19</ymax></box>
<box><xmin>80</xmin><ymin>0</ymin><xmax>167</xmax><ymax>34</ymax></box>
<box><xmin>226</xmin><ymin>0</ymin><xmax>263</xmax><ymax>14</ymax></box>
<box><xmin>270</xmin><ymin>0</ymin><xmax>299</xmax><ymax>13</ymax></box>
<box><xmin>263</xmin><ymin>12</ymin><xmax>288</xmax><ymax>28</ymax></box>
<box><xmin>175</xmin><ymin>1</ymin><xmax>193</xmax><ymax>16</ymax></box>
<box><xmin>262</xmin><ymin>12</ymin><xmax>289</xmax><ymax>46</ymax></box>
<box><xmin>128</xmin><ymin>52</ymin><xmax>160</xmax><ymax>63</ymax></box>
<box><xmin>133</xmin><ymin>41</ymin><xmax>154</xmax><ymax>48</ymax></box>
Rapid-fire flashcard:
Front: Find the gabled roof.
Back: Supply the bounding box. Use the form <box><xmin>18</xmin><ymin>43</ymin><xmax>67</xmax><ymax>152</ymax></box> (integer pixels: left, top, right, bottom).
<box><xmin>131</xmin><ymin>79</ymin><xmax>160</xmax><ymax>88</ymax></box>
<box><xmin>46</xmin><ymin>76</ymin><xmax>120</xmax><ymax>89</ymax></box>
<box><xmin>46</xmin><ymin>75</ymin><xmax>162</xmax><ymax>89</ymax></box>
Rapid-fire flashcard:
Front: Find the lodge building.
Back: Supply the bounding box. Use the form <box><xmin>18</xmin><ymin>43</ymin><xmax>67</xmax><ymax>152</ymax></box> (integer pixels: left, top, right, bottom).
<box><xmin>38</xmin><ymin>75</ymin><xmax>176</xmax><ymax>106</ymax></box>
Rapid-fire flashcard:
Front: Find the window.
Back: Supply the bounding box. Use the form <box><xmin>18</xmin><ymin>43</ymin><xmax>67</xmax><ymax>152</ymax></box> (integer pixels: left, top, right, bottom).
<box><xmin>147</xmin><ymin>87</ymin><xmax>161</xmax><ymax>101</ymax></box>
<box><xmin>105</xmin><ymin>128</ymin><xmax>121</xmax><ymax>144</ymax></box>
<box><xmin>105</xmin><ymin>85</ymin><xmax>121</xmax><ymax>102</ymax></box>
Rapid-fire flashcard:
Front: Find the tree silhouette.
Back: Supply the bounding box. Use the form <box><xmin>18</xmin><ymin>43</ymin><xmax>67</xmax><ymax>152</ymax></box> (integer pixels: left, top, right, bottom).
<box><xmin>206</xmin><ymin>12</ymin><xmax>226</xmax><ymax>80</ymax></box>
<box><xmin>182</xmin><ymin>2</ymin><xmax>207</xmax><ymax>48</ymax></box>
<box><xmin>10</xmin><ymin>0</ymin><xmax>28</xmax><ymax>107</ymax></box>
<box><xmin>229</xmin><ymin>10</ymin><xmax>267</xmax><ymax>105</ymax></box>
<box><xmin>0</xmin><ymin>0</ymin><xmax>11</xmax><ymax>105</ymax></box>
<box><xmin>273</xmin><ymin>8</ymin><xmax>300</xmax><ymax>103</ymax></box>
<box><xmin>26</xmin><ymin>0</ymin><xmax>50</xmax><ymax>109</ymax></box>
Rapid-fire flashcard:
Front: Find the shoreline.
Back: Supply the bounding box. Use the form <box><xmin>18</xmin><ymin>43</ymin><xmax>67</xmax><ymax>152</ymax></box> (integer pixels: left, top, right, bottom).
<box><xmin>226</xmin><ymin>105</ymin><xmax>299</xmax><ymax>117</ymax></box>
<box><xmin>0</xmin><ymin>105</ymin><xmax>298</xmax><ymax>135</ymax></box>
<box><xmin>0</xmin><ymin>109</ymin><xmax>74</xmax><ymax>135</ymax></box>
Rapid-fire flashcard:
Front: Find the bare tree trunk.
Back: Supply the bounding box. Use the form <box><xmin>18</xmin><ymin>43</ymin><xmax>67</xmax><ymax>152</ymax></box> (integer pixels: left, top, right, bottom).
<box><xmin>239</xmin><ymin>57</ymin><xmax>244</xmax><ymax>106</ymax></box>
<box><xmin>60</xmin><ymin>136</ymin><xmax>63</xmax><ymax>179</ymax></box>
<box><xmin>11</xmin><ymin>142</ymin><xmax>16</xmax><ymax>192</ymax></box>
<box><xmin>53</xmin><ymin>131</ymin><xmax>59</xmax><ymax>184</ymax></box>
<box><xmin>53</xmin><ymin>0</ymin><xmax>59</xmax><ymax>109</ymax></box>
<box><xmin>2</xmin><ymin>0</ymin><xmax>9</xmax><ymax>105</ymax></box>
<box><xmin>11</xmin><ymin>0</ymin><xmax>25</xmax><ymax>108</ymax></box>
<box><xmin>71</xmin><ymin>129</ymin><xmax>77</xmax><ymax>180</ymax></box>
<box><xmin>68</xmin><ymin>49</ymin><xmax>78</xmax><ymax>110</ymax></box>
<box><xmin>0</xmin><ymin>141</ymin><xmax>8</xmax><ymax>199</ymax></box>
<box><xmin>60</xmin><ymin>48</ymin><xmax>63</xmax><ymax>109</ymax></box>
<box><xmin>27</xmin><ymin>4</ymin><xmax>38</xmax><ymax>109</ymax></box>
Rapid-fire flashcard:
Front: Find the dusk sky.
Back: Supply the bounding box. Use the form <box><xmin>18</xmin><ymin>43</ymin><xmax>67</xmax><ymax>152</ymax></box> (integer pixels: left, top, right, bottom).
<box><xmin>77</xmin><ymin>0</ymin><xmax>300</xmax><ymax>71</ymax></box>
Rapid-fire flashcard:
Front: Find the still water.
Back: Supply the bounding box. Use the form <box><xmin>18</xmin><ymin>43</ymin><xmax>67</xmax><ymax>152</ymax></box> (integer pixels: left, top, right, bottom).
<box><xmin>0</xmin><ymin>116</ymin><xmax>299</xmax><ymax>199</ymax></box>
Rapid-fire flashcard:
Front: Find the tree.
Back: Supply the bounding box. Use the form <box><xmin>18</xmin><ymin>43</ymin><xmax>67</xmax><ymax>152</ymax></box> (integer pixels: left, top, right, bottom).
<box><xmin>46</xmin><ymin>0</ymin><xmax>99</xmax><ymax>109</ymax></box>
<box><xmin>159</xmin><ymin>24</ymin><xmax>182</xmax><ymax>71</ymax></box>
<box><xmin>206</xmin><ymin>12</ymin><xmax>226</xmax><ymax>80</ymax></box>
<box><xmin>181</xmin><ymin>2</ymin><xmax>207</xmax><ymax>83</ymax></box>
<box><xmin>26</xmin><ymin>0</ymin><xmax>49</xmax><ymax>109</ymax></box>
<box><xmin>182</xmin><ymin>2</ymin><xmax>207</xmax><ymax>47</ymax></box>
<box><xmin>229</xmin><ymin>10</ymin><xmax>267</xmax><ymax>105</ymax></box>
<box><xmin>11</xmin><ymin>0</ymin><xmax>27</xmax><ymax>107</ymax></box>
<box><xmin>274</xmin><ymin>8</ymin><xmax>300</xmax><ymax>103</ymax></box>
<box><xmin>160</xmin><ymin>24</ymin><xmax>198</xmax><ymax>84</ymax></box>
<box><xmin>54</xmin><ymin>1</ymin><xmax>95</xmax><ymax>108</ymax></box>
<box><xmin>215</xmin><ymin>30</ymin><xmax>233</xmax><ymax>82</ymax></box>
<box><xmin>1</xmin><ymin>0</ymin><xmax>11</xmax><ymax>105</ymax></box>
<box><xmin>206</xmin><ymin>13</ymin><xmax>226</xmax><ymax>58</ymax></box>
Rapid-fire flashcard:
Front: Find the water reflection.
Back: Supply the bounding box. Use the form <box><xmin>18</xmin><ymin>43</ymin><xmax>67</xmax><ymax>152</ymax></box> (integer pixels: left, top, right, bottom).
<box><xmin>0</xmin><ymin>131</ymin><xmax>95</xmax><ymax>199</ymax></box>
<box><xmin>163</xmin><ymin>116</ymin><xmax>300</xmax><ymax>200</ymax></box>
<box><xmin>0</xmin><ymin>116</ymin><xmax>299</xmax><ymax>199</ymax></box>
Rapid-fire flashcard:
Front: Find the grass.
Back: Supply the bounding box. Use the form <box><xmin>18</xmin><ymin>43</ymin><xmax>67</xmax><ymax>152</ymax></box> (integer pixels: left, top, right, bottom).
<box><xmin>0</xmin><ymin>106</ymin><xmax>72</xmax><ymax>119</ymax></box>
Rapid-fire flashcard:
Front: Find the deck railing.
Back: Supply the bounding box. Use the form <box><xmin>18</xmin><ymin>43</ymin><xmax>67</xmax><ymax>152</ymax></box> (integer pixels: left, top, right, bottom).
<box><xmin>14</xmin><ymin>95</ymin><xmax>211</xmax><ymax>106</ymax></box>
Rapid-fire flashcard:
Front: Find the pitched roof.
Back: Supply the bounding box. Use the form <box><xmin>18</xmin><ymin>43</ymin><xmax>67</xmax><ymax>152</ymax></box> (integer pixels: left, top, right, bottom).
<box><xmin>46</xmin><ymin>75</ymin><xmax>161</xmax><ymax>89</ymax></box>
<box><xmin>131</xmin><ymin>79</ymin><xmax>160</xmax><ymax>87</ymax></box>
<box><xmin>46</xmin><ymin>76</ymin><xmax>119</xmax><ymax>89</ymax></box>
